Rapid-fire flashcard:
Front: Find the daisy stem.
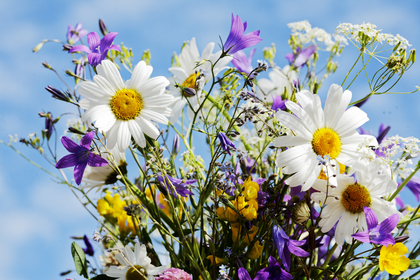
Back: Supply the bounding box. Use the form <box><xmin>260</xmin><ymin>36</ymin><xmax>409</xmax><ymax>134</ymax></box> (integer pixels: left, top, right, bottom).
<box><xmin>388</xmin><ymin>161</ymin><xmax>420</xmax><ymax>201</ymax></box>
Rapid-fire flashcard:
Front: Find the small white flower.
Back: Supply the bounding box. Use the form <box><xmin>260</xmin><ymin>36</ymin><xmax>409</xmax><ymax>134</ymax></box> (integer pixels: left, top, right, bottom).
<box><xmin>106</xmin><ymin>242</ymin><xmax>168</xmax><ymax>280</ymax></box>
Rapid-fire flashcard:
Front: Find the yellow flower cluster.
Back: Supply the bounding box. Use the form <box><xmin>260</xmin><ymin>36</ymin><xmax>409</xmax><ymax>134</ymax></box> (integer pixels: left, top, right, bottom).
<box><xmin>96</xmin><ymin>192</ymin><xmax>138</xmax><ymax>236</ymax></box>
<box><xmin>231</xmin><ymin>223</ymin><xmax>262</xmax><ymax>259</ymax></box>
<box><xmin>216</xmin><ymin>177</ymin><xmax>259</xmax><ymax>222</ymax></box>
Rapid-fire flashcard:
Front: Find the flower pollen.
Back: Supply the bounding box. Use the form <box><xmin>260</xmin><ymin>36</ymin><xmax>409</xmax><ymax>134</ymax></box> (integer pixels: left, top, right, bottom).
<box><xmin>126</xmin><ymin>265</ymin><xmax>148</xmax><ymax>280</ymax></box>
<box><xmin>341</xmin><ymin>184</ymin><xmax>371</xmax><ymax>214</ymax></box>
<box><xmin>312</xmin><ymin>128</ymin><xmax>341</xmax><ymax>158</ymax></box>
<box><xmin>110</xmin><ymin>89</ymin><xmax>143</xmax><ymax>120</ymax></box>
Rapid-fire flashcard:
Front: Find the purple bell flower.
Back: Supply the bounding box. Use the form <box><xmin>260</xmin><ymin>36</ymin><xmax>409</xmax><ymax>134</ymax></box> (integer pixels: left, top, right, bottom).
<box><xmin>285</xmin><ymin>45</ymin><xmax>316</xmax><ymax>68</ymax></box>
<box><xmin>157</xmin><ymin>174</ymin><xmax>195</xmax><ymax>197</ymax></box>
<box><xmin>272</xmin><ymin>95</ymin><xmax>287</xmax><ymax>112</ymax></box>
<box><xmin>69</xmin><ymin>32</ymin><xmax>121</xmax><ymax>67</ymax></box>
<box><xmin>238</xmin><ymin>257</ymin><xmax>293</xmax><ymax>280</ymax></box>
<box><xmin>82</xmin><ymin>235</ymin><xmax>94</xmax><ymax>256</ymax></box>
<box><xmin>351</xmin><ymin>207</ymin><xmax>399</xmax><ymax>246</ymax></box>
<box><xmin>44</xmin><ymin>112</ymin><xmax>54</xmax><ymax>140</ymax></box>
<box><xmin>224</xmin><ymin>14</ymin><xmax>262</xmax><ymax>55</ymax></box>
<box><xmin>67</xmin><ymin>22</ymin><xmax>88</xmax><ymax>45</ymax></box>
<box><xmin>232</xmin><ymin>49</ymin><xmax>256</xmax><ymax>73</ymax></box>
<box><xmin>272</xmin><ymin>225</ymin><xmax>310</xmax><ymax>271</ymax></box>
<box><xmin>406</xmin><ymin>177</ymin><xmax>420</xmax><ymax>202</ymax></box>
<box><xmin>218</xmin><ymin>132</ymin><xmax>236</xmax><ymax>156</ymax></box>
<box><xmin>56</xmin><ymin>131</ymin><xmax>108</xmax><ymax>185</ymax></box>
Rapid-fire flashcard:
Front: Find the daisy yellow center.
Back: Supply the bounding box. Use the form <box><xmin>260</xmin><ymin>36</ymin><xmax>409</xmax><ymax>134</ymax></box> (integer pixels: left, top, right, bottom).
<box><xmin>126</xmin><ymin>265</ymin><xmax>147</xmax><ymax>280</ymax></box>
<box><xmin>181</xmin><ymin>73</ymin><xmax>198</xmax><ymax>97</ymax></box>
<box><xmin>341</xmin><ymin>184</ymin><xmax>371</xmax><ymax>214</ymax></box>
<box><xmin>312</xmin><ymin>128</ymin><xmax>341</xmax><ymax>159</ymax></box>
<box><xmin>110</xmin><ymin>89</ymin><xmax>143</xmax><ymax>120</ymax></box>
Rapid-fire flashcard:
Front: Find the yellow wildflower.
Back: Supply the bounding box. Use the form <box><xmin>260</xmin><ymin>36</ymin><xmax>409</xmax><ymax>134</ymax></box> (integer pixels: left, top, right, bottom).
<box><xmin>206</xmin><ymin>255</ymin><xmax>228</xmax><ymax>265</ymax></box>
<box><xmin>241</xmin><ymin>177</ymin><xmax>259</xmax><ymax>200</ymax></box>
<box><xmin>242</xmin><ymin>225</ymin><xmax>258</xmax><ymax>246</ymax></box>
<box><xmin>247</xmin><ymin>241</ymin><xmax>263</xmax><ymax>259</ymax></box>
<box><xmin>379</xmin><ymin>243</ymin><xmax>410</xmax><ymax>275</ymax></box>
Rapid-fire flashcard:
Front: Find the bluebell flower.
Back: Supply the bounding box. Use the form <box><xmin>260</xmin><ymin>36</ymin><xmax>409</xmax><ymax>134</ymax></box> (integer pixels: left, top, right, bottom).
<box><xmin>285</xmin><ymin>45</ymin><xmax>316</xmax><ymax>68</ymax></box>
<box><xmin>157</xmin><ymin>174</ymin><xmax>195</xmax><ymax>197</ymax></box>
<box><xmin>238</xmin><ymin>257</ymin><xmax>293</xmax><ymax>280</ymax></box>
<box><xmin>56</xmin><ymin>131</ymin><xmax>108</xmax><ymax>185</ymax></box>
<box><xmin>69</xmin><ymin>32</ymin><xmax>121</xmax><ymax>67</ymax></box>
<box><xmin>67</xmin><ymin>22</ymin><xmax>88</xmax><ymax>44</ymax></box>
<box><xmin>272</xmin><ymin>225</ymin><xmax>309</xmax><ymax>271</ymax></box>
<box><xmin>82</xmin><ymin>235</ymin><xmax>94</xmax><ymax>256</ymax></box>
<box><xmin>232</xmin><ymin>49</ymin><xmax>256</xmax><ymax>73</ymax></box>
<box><xmin>352</xmin><ymin>207</ymin><xmax>399</xmax><ymax>246</ymax></box>
<box><xmin>224</xmin><ymin>14</ymin><xmax>262</xmax><ymax>55</ymax></box>
<box><xmin>218</xmin><ymin>132</ymin><xmax>236</xmax><ymax>155</ymax></box>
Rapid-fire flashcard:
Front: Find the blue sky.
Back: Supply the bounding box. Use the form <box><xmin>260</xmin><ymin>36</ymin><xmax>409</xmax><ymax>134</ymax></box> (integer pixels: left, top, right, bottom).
<box><xmin>1</xmin><ymin>0</ymin><xmax>420</xmax><ymax>279</ymax></box>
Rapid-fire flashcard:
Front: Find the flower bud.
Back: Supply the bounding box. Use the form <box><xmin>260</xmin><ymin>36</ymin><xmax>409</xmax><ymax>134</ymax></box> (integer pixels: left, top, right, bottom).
<box><xmin>172</xmin><ymin>134</ymin><xmax>180</xmax><ymax>155</ymax></box>
<box><xmin>182</xmin><ymin>87</ymin><xmax>196</xmax><ymax>97</ymax></box>
<box><xmin>45</xmin><ymin>85</ymin><xmax>68</xmax><ymax>101</ymax></box>
<box><xmin>33</xmin><ymin>41</ymin><xmax>45</xmax><ymax>52</ymax></box>
<box><xmin>42</xmin><ymin>62</ymin><xmax>52</xmax><ymax>70</ymax></box>
<box><xmin>62</xmin><ymin>44</ymin><xmax>73</xmax><ymax>51</ymax></box>
<box><xmin>99</xmin><ymin>19</ymin><xmax>108</xmax><ymax>36</ymax></box>
<box><xmin>292</xmin><ymin>200</ymin><xmax>311</xmax><ymax>225</ymax></box>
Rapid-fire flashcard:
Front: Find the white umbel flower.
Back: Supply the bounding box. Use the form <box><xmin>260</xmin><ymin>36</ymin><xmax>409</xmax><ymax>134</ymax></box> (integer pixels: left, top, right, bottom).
<box><xmin>106</xmin><ymin>242</ymin><xmax>168</xmax><ymax>280</ymax></box>
<box><xmin>311</xmin><ymin>162</ymin><xmax>400</xmax><ymax>244</ymax></box>
<box><xmin>168</xmin><ymin>37</ymin><xmax>231</xmax><ymax>123</ymax></box>
<box><xmin>78</xmin><ymin>60</ymin><xmax>173</xmax><ymax>152</ymax></box>
<box><xmin>274</xmin><ymin>84</ymin><xmax>377</xmax><ymax>190</ymax></box>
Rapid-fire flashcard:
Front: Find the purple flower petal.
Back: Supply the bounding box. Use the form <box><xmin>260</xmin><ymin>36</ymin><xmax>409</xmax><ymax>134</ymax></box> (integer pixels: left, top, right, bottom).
<box><xmin>82</xmin><ymin>235</ymin><xmax>94</xmax><ymax>256</ymax></box>
<box><xmin>376</xmin><ymin>125</ymin><xmax>390</xmax><ymax>144</ymax></box>
<box><xmin>61</xmin><ymin>136</ymin><xmax>82</xmax><ymax>153</ymax></box>
<box><xmin>56</xmin><ymin>154</ymin><xmax>79</xmax><ymax>169</ymax></box>
<box><xmin>99</xmin><ymin>32</ymin><xmax>118</xmax><ymax>51</ymax></box>
<box><xmin>238</xmin><ymin>267</ymin><xmax>252</xmax><ymax>280</ymax></box>
<box><xmin>370</xmin><ymin>233</ymin><xmax>395</xmax><ymax>246</ymax></box>
<box><xmin>88</xmin><ymin>153</ymin><xmax>108</xmax><ymax>167</ymax></box>
<box><xmin>395</xmin><ymin>197</ymin><xmax>405</xmax><ymax>208</ymax></box>
<box><xmin>288</xmin><ymin>240</ymin><xmax>310</xmax><ymax>257</ymax></box>
<box><xmin>74</xmin><ymin>160</ymin><xmax>89</xmax><ymax>185</ymax></box>
<box><xmin>363</xmin><ymin>206</ymin><xmax>378</xmax><ymax>231</ymax></box>
<box><xmin>218</xmin><ymin>132</ymin><xmax>236</xmax><ymax>155</ymax></box>
<box><xmin>272</xmin><ymin>95</ymin><xmax>287</xmax><ymax>112</ymax></box>
<box><xmin>88</xmin><ymin>53</ymin><xmax>102</xmax><ymax>67</ymax></box>
<box><xmin>109</xmin><ymin>44</ymin><xmax>121</xmax><ymax>52</ymax></box>
<box><xmin>87</xmin><ymin>32</ymin><xmax>101</xmax><ymax>52</ymax></box>
<box><xmin>293</xmin><ymin>45</ymin><xmax>316</xmax><ymax>67</ymax></box>
<box><xmin>407</xmin><ymin>177</ymin><xmax>420</xmax><ymax>202</ymax></box>
<box><xmin>351</xmin><ymin>230</ymin><xmax>370</xmax><ymax>243</ymax></box>
<box><xmin>377</xmin><ymin>213</ymin><xmax>399</xmax><ymax>234</ymax></box>
<box><xmin>232</xmin><ymin>48</ymin><xmax>255</xmax><ymax>73</ymax></box>
<box><xmin>79</xmin><ymin>131</ymin><xmax>95</xmax><ymax>150</ymax></box>
<box><xmin>68</xmin><ymin>45</ymin><xmax>91</xmax><ymax>54</ymax></box>
<box><xmin>224</xmin><ymin>14</ymin><xmax>262</xmax><ymax>55</ymax></box>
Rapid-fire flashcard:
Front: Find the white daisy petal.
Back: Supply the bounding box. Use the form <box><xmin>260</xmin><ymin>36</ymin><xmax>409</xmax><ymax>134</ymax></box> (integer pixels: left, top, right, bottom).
<box><xmin>130</xmin><ymin>61</ymin><xmax>153</xmax><ymax>90</ymax></box>
<box><xmin>117</xmin><ymin>121</ymin><xmax>131</xmax><ymax>152</ymax></box>
<box><xmin>137</xmin><ymin>117</ymin><xmax>159</xmax><ymax>139</ymax></box>
<box><xmin>97</xmin><ymin>60</ymin><xmax>124</xmax><ymax>91</ymax></box>
<box><xmin>128</xmin><ymin>120</ymin><xmax>146</xmax><ymax>148</ymax></box>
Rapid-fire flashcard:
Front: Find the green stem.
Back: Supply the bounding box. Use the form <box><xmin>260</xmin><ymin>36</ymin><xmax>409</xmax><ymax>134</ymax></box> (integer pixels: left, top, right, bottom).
<box><xmin>388</xmin><ymin>162</ymin><xmax>420</xmax><ymax>201</ymax></box>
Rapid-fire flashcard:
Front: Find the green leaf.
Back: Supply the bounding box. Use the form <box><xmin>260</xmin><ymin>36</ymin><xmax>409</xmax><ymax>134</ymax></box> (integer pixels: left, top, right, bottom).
<box><xmin>71</xmin><ymin>241</ymin><xmax>89</xmax><ymax>279</ymax></box>
<box><xmin>172</xmin><ymin>228</ymin><xmax>198</xmax><ymax>237</ymax></box>
<box><xmin>91</xmin><ymin>275</ymin><xmax>117</xmax><ymax>280</ymax></box>
<box><xmin>409</xmin><ymin>259</ymin><xmax>420</xmax><ymax>269</ymax></box>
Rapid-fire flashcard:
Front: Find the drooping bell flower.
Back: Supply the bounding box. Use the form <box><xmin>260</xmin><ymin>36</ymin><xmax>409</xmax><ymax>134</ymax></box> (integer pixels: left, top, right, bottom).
<box><xmin>218</xmin><ymin>132</ymin><xmax>236</xmax><ymax>156</ymax></box>
<box><xmin>223</xmin><ymin>14</ymin><xmax>262</xmax><ymax>55</ymax></box>
<box><xmin>82</xmin><ymin>235</ymin><xmax>94</xmax><ymax>256</ymax></box>
<box><xmin>272</xmin><ymin>225</ymin><xmax>309</xmax><ymax>271</ymax></box>
<box><xmin>157</xmin><ymin>174</ymin><xmax>195</xmax><ymax>197</ymax></box>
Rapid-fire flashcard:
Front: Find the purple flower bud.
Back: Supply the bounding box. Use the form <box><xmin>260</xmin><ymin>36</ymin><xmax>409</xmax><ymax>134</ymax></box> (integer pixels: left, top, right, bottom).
<box><xmin>182</xmin><ymin>87</ymin><xmax>196</xmax><ymax>97</ymax></box>
<box><xmin>45</xmin><ymin>85</ymin><xmax>68</xmax><ymax>101</ymax></box>
<box><xmin>218</xmin><ymin>132</ymin><xmax>236</xmax><ymax>156</ymax></box>
<box><xmin>99</xmin><ymin>19</ymin><xmax>108</xmax><ymax>36</ymax></box>
<box><xmin>82</xmin><ymin>235</ymin><xmax>94</xmax><ymax>256</ymax></box>
<box><xmin>44</xmin><ymin>112</ymin><xmax>54</xmax><ymax>139</ymax></box>
<box><xmin>172</xmin><ymin>134</ymin><xmax>180</xmax><ymax>155</ymax></box>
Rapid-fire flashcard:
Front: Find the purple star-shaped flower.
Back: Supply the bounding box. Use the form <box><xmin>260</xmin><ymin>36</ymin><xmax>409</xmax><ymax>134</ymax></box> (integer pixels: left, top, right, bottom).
<box><xmin>351</xmin><ymin>207</ymin><xmax>399</xmax><ymax>246</ymax></box>
<box><xmin>272</xmin><ymin>225</ymin><xmax>310</xmax><ymax>271</ymax></box>
<box><xmin>218</xmin><ymin>132</ymin><xmax>236</xmax><ymax>156</ymax></box>
<box><xmin>67</xmin><ymin>22</ymin><xmax>88</xmax><ymax>45</ymax></box>
<box><xmin>224</xmin><ymin>14</ymin><xmax>262</xmax><ymax>55</ymax></box>
<box><xmin>285</xmin><ymin>45</ymin><xmax>316</xmax><ymax>68</ymax></box>
<box><xmin>272</xmin><ymin>95</ymin><xmax>287</xmax><ymax>112</ymax></box>
<box><xmin>232</xmin><ymin>49</ymin><xmax>256</xmax><ymax>73</ymax></box>
<box><xmin>69</xmin><ymin>32</ymin><xmax>121</xmax><ymax>67</ymax></box>
<box><xmin>56</xmin><ymin>131</ymin><xmax>108</xmax><ymax>185</ymax></box>
<box><xmin>238</xmin><ymin>257</ymin><xmax>292</xmax><ymax>280</ymax></box>
<box><xmin>157</xmin><ymin>174</ymin><xmax>195</xmax><ymax>197</ymax></box>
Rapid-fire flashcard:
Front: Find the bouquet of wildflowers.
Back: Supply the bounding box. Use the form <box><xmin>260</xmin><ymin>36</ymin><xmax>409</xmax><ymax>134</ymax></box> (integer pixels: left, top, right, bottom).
<box><xmin>5</xmin><ymin>15</ymin><xmax>420</xmax><ymax>280</ymax></box>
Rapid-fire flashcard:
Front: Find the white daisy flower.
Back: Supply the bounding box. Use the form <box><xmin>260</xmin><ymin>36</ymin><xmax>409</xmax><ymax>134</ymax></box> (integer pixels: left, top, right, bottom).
<box><xmin>106</xmin><ymin>242</ymin><xmax>168</xmax><ymax>280</ymax></box>
<box><xmin>168</xmin><ymin>37</ymin><xmax>231</xmax><ymax>123</ymax></box>
<box><xmin>311</xmin><ymin>161</ymin><xmax>400</xmax><ymax>244</ymax></box>
<box><xmin>257</xmin><ymin>65</ymin><xmax>298</xmax><ymax>102</ymax></box>
<box><xmin>274</xmin><ymin>84</ymin><xmax>377</xmax><ymax>190</ymax></box>
<box><xmin>81</xmin><ymin>145</ymin><xmax>126</xmax><ymax>189</ymax></box>
<box><xmin>78</xmin><ymin>60</ymin><xmax>173</xmax><ymax>152</ymax></box>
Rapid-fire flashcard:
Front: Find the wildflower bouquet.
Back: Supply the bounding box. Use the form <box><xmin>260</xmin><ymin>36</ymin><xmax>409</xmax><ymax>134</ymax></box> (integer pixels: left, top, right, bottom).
<box><xmin>5</xmin><ymin>15</ymin><xmax>420</xmax><ymax>280</ymax></box>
